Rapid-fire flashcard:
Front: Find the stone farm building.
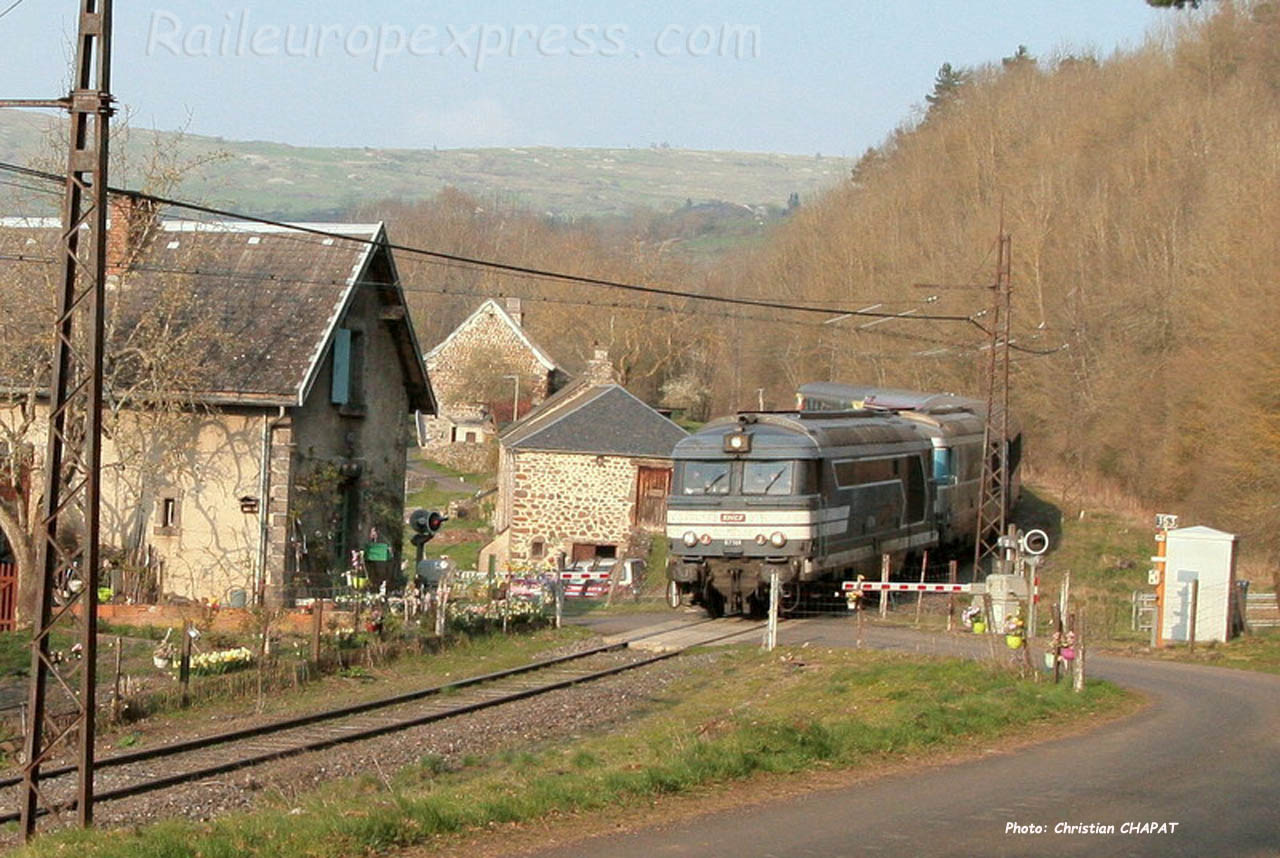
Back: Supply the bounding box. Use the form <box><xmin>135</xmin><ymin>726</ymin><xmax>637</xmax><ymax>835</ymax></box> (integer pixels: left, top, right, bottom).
<box><xmin>0</xmin><ymin>208</ymin><xmax>434</xmax><ymax>622</ymax></box>
<box><xmin>417</xmin><ymin>297</ymin><xmax>566</xmax><ymax>470</ymax></box>
<box><xmin>483</xmin><ymin>351</ymin><xmax>687</xmax><ymax>571</ymax></box>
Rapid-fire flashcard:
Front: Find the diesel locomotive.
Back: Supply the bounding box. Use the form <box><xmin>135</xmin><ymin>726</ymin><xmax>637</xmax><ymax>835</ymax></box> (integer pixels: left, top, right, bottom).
<box><xmin>664</xmin><ymin>384</ymin><xmax>1021</xmax><ymax>617</ymax></box>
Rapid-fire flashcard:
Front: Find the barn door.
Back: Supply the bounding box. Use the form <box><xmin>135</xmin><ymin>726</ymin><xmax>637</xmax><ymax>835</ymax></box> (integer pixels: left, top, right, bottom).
<box><xmin>635</xmin><ymin>466</ymin><xmax>672</xmax><ymax>530</ymax></box>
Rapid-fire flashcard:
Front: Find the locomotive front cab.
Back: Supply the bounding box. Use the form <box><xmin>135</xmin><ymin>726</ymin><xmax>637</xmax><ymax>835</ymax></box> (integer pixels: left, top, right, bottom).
<box><xmin>665</xmin><ymin>417</ymin><xmax>821</xmax><ymax>616</ymax></box>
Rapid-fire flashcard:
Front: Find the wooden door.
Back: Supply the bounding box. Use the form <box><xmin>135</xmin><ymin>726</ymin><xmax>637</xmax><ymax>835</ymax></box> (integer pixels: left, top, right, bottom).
<box><xmin>635</xmin><ymin>466</ymin><xmax>672</xmax><ymax>530</ymax></box>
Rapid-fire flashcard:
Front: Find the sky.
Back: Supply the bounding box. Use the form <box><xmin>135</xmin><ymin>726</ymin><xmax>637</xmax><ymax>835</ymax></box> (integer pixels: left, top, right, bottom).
<box><xmin>0</xmin><ymin>1</ymin><xmax>1173</xmax><ymax>156</ymax></box>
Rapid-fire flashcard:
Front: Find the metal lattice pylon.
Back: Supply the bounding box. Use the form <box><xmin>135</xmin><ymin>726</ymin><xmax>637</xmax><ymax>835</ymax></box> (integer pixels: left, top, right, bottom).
<box><xmin>972</xmin><ymin>232</ymin><xmax>1012</xmax><ymax>575</ymax></box>
<box><xmin>20</xmin><ymin>0</ymin><xmax>114</xmax><ymax>838</ymax></box>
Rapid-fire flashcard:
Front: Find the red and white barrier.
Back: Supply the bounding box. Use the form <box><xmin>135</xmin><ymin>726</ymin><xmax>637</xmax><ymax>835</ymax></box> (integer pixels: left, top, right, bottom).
<box><xmin>840</xmin><ymin>580</ymin><xmax>981</xmax><ymax>594</ymax></box>
<box><xmin>559</xmin><ymin>571</ymin><xmax>614</xmax><ymax>599</ymax></box>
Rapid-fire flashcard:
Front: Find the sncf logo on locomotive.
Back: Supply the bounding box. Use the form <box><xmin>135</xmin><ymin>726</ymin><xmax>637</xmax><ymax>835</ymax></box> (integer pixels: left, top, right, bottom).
<box><xmin>720</xmin><ymin>513</ymin><xmax>747</xmax><ymax>522</ymax></box>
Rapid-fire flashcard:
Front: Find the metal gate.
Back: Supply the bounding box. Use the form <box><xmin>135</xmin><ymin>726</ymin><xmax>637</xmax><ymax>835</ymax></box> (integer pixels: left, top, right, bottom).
<box><xmin>0</xmin><ymin>563</ymin><xmax>16</xmax><ymax>632</ymax></box>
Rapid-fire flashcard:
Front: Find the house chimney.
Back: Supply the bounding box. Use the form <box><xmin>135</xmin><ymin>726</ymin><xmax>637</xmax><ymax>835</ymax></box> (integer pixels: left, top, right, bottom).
<box><xmin>584</xmin><ymin>343</ymin><xmax>617</xmax><ymax>385</ymax></box>
<box><xmin>505</xmin><ymin>296</ymin><xmax>523</xmax><ymax>327</ymax></box>
<box><xmin>107</xmin><ymin>195</ymin><xmax>159</xmax><ymax>277</ymax></box>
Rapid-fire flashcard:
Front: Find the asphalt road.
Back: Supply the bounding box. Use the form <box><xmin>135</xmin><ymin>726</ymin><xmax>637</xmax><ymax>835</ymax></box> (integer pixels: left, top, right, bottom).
<box><xmin>549</xmin><ymin>613</ymin><xmax>1279</xmax><ymax>858</ymax></box>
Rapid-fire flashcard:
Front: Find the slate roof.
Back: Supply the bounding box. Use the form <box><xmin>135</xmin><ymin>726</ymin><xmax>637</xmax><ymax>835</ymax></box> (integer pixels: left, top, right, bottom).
<box><xmin>501</xmin><ymin>382</ymin><xmax>686</xmax><ymax>458</ymax></box>
<box><xmin>0</xmin><ymin>217</ymin><xmax>434</xmax><ymax>411</ymax></box>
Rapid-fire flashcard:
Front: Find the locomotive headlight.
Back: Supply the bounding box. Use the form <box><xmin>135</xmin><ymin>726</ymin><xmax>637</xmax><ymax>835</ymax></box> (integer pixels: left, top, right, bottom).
<box><xmin>769</xmin><ymin>531</ymin><xmax>788</xmax><ymax>548</ymax></box>
<box><xmin>723</xmin><ymin>431</ymin><xmax>752</xmax><ymax>453</ymax></box>
<box><xmin>682</xmin><ymin>531</ymin><xmax>699</xmax><ymax>547</ymax></box>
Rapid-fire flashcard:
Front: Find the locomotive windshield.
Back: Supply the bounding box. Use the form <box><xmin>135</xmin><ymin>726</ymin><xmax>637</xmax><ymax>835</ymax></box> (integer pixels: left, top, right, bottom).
<box><xmin>679</xmin><ymin>461</ymin><xmax>731</xmax><ymax>495</ymax></box>
<box><xmin>741</xmin><ymin>461</ymin><xmax>794</xmax><ymax>495</ymax></box>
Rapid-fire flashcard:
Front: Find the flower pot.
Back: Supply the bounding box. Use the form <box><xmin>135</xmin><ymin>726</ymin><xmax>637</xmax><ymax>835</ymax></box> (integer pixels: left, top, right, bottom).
<box><xmin>1043</xmin><ymin>652</ymin><xmax>1055</xmax><ymax>670</ymax></box>
<box><xmin>153</xmin><ymin>655</ymin><xmax>171</xmax><ymax>670</ymax></box>
<box><xmin>972</xmin><ymin>621</ymin><xmax>986</xmax><ymax>634</ymax></box>
<box><xmin>1005</xmin><ymin>634</ymin><xmax>1023</xmax><ymax>650</ymax></box>
<box><xmin>1060</xmin><ymin>646</ymin><xmax>1076</xmax><ymax>661</ymax></box>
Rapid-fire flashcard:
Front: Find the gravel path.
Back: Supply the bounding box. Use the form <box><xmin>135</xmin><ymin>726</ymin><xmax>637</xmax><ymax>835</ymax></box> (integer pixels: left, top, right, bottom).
<box><xmin>3</xmin><ymin>638</ymin><xmax>722</xmax><ymax>845</ymax></box>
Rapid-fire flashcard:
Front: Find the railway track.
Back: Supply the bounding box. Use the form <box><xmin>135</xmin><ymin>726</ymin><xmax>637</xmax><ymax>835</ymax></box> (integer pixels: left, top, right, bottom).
<box><xmin>0</xmin><ymin>617</ymin><xmax>761</xmax><ymax>825</ymax></box>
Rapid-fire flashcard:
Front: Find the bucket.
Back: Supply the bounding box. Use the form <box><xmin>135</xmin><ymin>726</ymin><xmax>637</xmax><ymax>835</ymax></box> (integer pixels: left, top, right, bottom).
<box><xmin>1043</xmin><ymin>652</ymin><xmax>1055</xmax><ymax>670</ymax></box>
<box><xmin>972</xmin><ymin>621</ymin><xmax>986</xmax><ymax>634</ymax></box>
<box><xmin>1005</xmin><ymin>634</ymin><xmax>1023</xmax><ymax>650</ymax></box>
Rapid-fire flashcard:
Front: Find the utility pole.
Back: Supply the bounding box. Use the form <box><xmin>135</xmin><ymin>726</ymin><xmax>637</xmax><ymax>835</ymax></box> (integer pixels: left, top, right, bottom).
<box><xmin>973</xmin><ymin>232</ymin><xmax>1013</xmax><ymax>575</ymax></box>
<box><xmin>3</xmin><ymin>0</ymin><xmax>114</xmax><ymax>839</ymax></box>
<box><xmin>914</xmin><ymin>229</ymin><xmax>1015</xmax><ymax>577</ymax></box>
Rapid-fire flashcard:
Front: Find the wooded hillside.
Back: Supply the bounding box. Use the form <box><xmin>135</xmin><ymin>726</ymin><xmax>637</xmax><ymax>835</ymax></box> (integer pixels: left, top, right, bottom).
<box><xmin>717</xmin><ymin>2</ymin><xmax>1280</xmax><ymax>560</ymax></box>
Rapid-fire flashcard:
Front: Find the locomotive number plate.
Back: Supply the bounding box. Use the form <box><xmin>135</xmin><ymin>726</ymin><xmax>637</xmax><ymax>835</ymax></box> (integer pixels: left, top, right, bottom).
<box><xmin>724</xmin><ymin>539</ymin><xmax>743</xmax><ymax>548</ymax></box>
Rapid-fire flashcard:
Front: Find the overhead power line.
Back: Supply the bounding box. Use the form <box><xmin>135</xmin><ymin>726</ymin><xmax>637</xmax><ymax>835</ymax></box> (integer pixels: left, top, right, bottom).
<box><xmin>0</xmin><ymin>0</ymin><xmax>29</xmax><ymax>22</ymax></box>
<box><xmin>0</xmin><ymin>160</ymin><xmax>1068</xmax><ymax>356</ymax></box>
<box><xmin>0</xmin><ymin>160</ymin><xmax>983</xmax><ymax>325</ymax></box>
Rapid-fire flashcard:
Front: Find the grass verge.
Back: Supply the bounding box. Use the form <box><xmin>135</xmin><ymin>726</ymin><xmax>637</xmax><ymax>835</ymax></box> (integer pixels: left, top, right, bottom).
<box><xmin>12</xmin><ymin>647</ymin><xmax>1130</xmax><ymax>858</ymax></box>
<box><xmin>1101</xmin><ymin>627</ymin><xmax>1280</xmax><ymax>675</ymax></box>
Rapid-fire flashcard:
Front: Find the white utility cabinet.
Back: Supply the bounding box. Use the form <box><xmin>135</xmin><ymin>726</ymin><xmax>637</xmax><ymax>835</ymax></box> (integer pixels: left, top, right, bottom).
<box><xmin>1161</xmin><ymin>525</ymin><xmax>1238</xmax><ymax>644</ymax></box>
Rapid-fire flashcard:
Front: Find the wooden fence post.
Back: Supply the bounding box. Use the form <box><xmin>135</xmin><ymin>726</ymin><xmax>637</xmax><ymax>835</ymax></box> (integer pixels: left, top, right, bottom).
<box><xmin>914</xmin><ymin>551</ymin><xmax>929</xmax><ymax>627</ymax></box>
<box><xmin>179</xmin><ymin>621</ymin><xmax>192</xmax><ymax>708</ymax></box>
<box><xmin>1051</xmin><ymin>604</ymin><xmax>1063</xmax><ymax>684</ymax></box>
<box><xmin>310</xmin><ymin>598</ymin><xmax>323</xmax><ymax>664</ymax></box>
<box><xmin>111</xmin><ymin>636</ymin><xmax>123</xmax><ymax>722</ymax></box>
<box><xmin>1073</xmin><ymin>607</ymin><xmax>1086</xmax><ymax>692</ymax></box>
<box><xmin>879</xmin><ymin>553</ymin><xmax>890</xmax><ymax>619</ymax></box>
<box><xmin>946</xmin><ymin>560</ymin><xmax>957</xmax><ymax>632</ymax></box>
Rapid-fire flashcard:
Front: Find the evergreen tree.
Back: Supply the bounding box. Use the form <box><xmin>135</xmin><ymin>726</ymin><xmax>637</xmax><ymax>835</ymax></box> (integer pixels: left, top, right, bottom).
<box><xmin>925</xmin><ymin>62</ymin><xmax>971</xmax><ymax>117</ymax></box>
<box><xmin>1002</xmin><ymin>44</ymin><xmax>1035</xmax><ymax>71</ymax></box>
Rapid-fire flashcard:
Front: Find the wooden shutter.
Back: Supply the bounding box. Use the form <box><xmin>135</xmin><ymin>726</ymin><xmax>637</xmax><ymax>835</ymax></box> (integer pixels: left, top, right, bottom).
<box><xmin>331</xmin><ymin>328</ymin><xmax>352</xmax><ymax>405</ymax></box>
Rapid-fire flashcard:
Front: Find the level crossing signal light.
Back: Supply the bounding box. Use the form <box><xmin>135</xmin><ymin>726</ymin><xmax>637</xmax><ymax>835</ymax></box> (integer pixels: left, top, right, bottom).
<box><xmin>409</xmin><ymin>508</ymin><xmax>448</xmax><ymax>559</ymax></box>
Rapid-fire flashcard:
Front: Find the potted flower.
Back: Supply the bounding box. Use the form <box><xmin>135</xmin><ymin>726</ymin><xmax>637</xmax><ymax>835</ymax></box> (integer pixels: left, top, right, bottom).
<box><xmin>152</xmin><ymin>628</ymin><xmax>176</xmax><ymax>670</ymax></box>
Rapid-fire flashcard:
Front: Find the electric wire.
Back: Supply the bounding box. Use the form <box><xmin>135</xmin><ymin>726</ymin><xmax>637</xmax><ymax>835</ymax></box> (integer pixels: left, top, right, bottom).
<box><xmin>0</xmin><ymin>160</ymin><xmax>982</xmax><ymax>325</ymax></box>
<box><xmin>0</xmin><ymin>160</ymin><xmax>1068</xmax><ymax>355</ymax></box>
<box><xmin>0</xmin><ymin>0</ymin><xmax>29</xmax><ymax>22</ymax></box>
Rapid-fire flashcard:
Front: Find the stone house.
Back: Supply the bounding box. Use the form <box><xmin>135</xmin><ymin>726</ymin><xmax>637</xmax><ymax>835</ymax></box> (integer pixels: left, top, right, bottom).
<box><xmin>0</xmin><ymin>210</ymin><xmax>434</xmax><ymax>619</ymax></box>
<box><xmin>416</xmin><ymin>297</ymin><xmax>565</xmax><ymax>470</ymax></box>
<box><xmin>481</xmin><ymin>351</ymin><xmax>686</xmax><ymax>571</ymax></box>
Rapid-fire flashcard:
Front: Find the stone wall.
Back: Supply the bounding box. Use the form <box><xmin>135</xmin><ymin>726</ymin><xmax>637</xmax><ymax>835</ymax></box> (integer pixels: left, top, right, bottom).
<box><xmin>425</xmin><ymin>302</ymin><xmax>554</xmax><ymax>414</ymax></box>
<box><xmin>506</xmin><ymin>449</ymin><xmax>640</xmax><ymax>565</ymax></box>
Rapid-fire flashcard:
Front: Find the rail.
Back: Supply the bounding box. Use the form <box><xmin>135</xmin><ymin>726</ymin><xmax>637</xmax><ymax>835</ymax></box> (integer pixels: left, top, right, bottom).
<box><xmin>0</xmin><ymin>618</ymin><xmax>736</xmax><ymax>824</ymax></box>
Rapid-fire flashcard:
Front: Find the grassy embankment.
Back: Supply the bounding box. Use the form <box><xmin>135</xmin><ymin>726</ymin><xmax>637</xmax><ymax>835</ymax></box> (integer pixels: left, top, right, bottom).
<box><xmin>11</xmin><ymin>646</ymin><xmax>1130</xmax><ymax>858</ymax></box>
<box><xmin>1017</xmin><ymin>485</ymin><xmax>1279</xmax><ymax>673</ymax></box>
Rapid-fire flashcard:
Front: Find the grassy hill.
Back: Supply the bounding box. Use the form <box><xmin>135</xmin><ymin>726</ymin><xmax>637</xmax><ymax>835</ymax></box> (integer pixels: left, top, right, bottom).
<box><xmin>0</xmin><ymin>110</ymin><xmax>849</xmax><ymax>221</ymax></box>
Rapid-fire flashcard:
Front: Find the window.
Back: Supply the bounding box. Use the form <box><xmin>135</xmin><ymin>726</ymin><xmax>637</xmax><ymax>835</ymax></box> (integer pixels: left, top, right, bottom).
<box><xmin>742</xmin><ymin>461</ymin><xmax>795</xmax><ymax>495</ymax></box>
<box><xmin>154</xmin><ymin>490</ymin><xmax>181</xmax><ymax>536</ymax></box>
<box><xmin>905</xmin><ymin>456</ymin><xmax>926</xmax><ymax>523</ymax></box>
<box><xmin>679</xmin><ymin>461</ymin><xmax>731</xmax><ymax>495</ymax></box>
<box><xmin>834</xmin><ymin>458</ymin><xmax>895</xmax><ymax>488</ymax></box>
<box><xmin>932</xmin><ymin>448</ymin><xmax>952</xmax><ymax>483</ymax></box>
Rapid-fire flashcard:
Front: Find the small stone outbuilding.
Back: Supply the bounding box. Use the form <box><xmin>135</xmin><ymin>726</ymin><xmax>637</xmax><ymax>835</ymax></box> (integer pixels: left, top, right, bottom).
<box><xmin>483</xmin><ymin>351</ymin><xmax>686</xmax><ymax>571</ymax></box>
<box><xmin>416</xmin><ymin>297</ymin><xmax>565</xmax><ymax>470</ymax></box>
